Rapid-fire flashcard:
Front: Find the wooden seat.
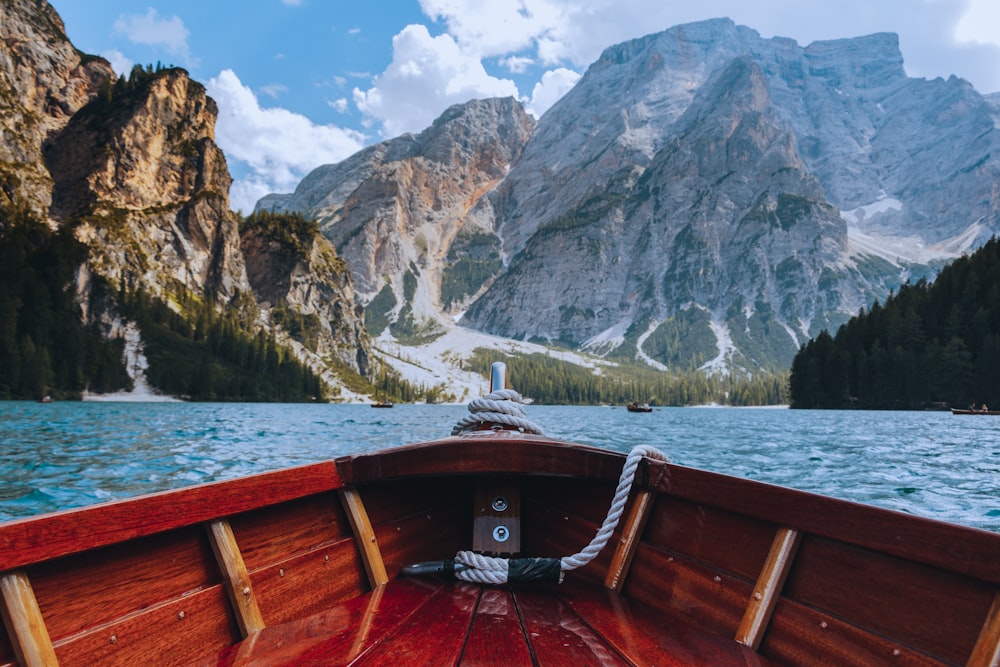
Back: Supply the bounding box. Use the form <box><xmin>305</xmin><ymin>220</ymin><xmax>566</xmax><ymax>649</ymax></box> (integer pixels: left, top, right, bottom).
<box><xmin>205</xmin><ymin>576</ymin><xmax>778</xmax><ymax>666</ymax></box>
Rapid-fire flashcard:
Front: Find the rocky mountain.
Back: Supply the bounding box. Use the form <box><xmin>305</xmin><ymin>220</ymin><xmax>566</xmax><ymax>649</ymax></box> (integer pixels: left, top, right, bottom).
<box><xmin>1</xmin><ymin>0</ymin><xmax>371</xmax><ymax>399</ymax></box>
<box><xmin>259</xmin><ymin>98</ymin><xmax>534</xmax><ymax>341</ymax></box>
<box><xmin>263</xmin><ymin>18</ymin><xmax>999</xmax><ymax>377</ymax></box>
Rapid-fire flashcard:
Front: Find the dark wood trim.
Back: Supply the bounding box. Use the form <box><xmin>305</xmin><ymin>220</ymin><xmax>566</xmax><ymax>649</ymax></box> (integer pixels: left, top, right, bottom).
<box><xmin>336</xmin><ymin>435</ymin><xmax>634</xmax><ymax>487</ymax></box>
<box><xmin>603</xmin><ymin>490</ymin><xmax>655</xmax><ymax>592</ymax></box>
<box><xmin>0</xmin><ymin>462</ymin><xmax>343</xmax><ymax>571</ymax></box>
<box><xmin>656</xmin><ymin>463</ymin><xmax>1000</xmax><ymax>584</ymax></box>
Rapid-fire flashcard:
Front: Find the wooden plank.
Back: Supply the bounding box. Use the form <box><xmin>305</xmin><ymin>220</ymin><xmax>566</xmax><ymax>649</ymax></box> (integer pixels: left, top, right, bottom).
<box><xmin>781</xmin><ymin>535</ymin><xmax>993</xmax><ymax>665</ymax></box>
<box><xmin>656</xmin><ymin>463</ymin><xmax>1000</xmax><ymax>584</ymax></box>
<box><xmin>209</xmin><ymin>578</ymin><xmax>443</xmax><ymax>667</ymax></box>
<box><xmin>736</xmin><ymin>527</ymin><xmax>801</xmax><ymax>650</ymax></box>
<box><xmin>228</xmin><ymin>493</ymin><xmax>352</xmax><ymax>572</ymax></box>
<box><xmin>642</xmin><ymin>496</ymin><xmax>777</xmax><ymax>582</ymax></box>
<box><xmin>624</xmin><ymin>543</ymin><xmax>754</xmax><ymax>637</ymax></box>
<box><xmin>967</xmin><ymin>591</ymin><xmax>1000</xmax><ymax>667</ymax></box>
<box><xmin>28</xmin><ymin>527</ymin><xmax>218</xmax><ymax>642</ymax></box>
<box><xmin>0</xmin><ymin>570</ymin><xmax>58</xmax><ymax>667</ymax></box>
<box><xmin>52</xmin><ymin>585</ymin><xmax>236</xmax><ymax>667</ymax></box>
<box><xmin>604</xmin><ymin>489</ymin><xmax>655</xmax><ymax>592</ymax></box>
<box><xmin>0</xmin><ymin>461</ymin><xmax>343</xmax><ymax>572</ymax></box>
<box><xmin>514</xmin><ymin>586</ymin><xmax>631</xmax><ymax>666</ymax></box>
<box><xmin>249</xmin><ymin>539</ymin><xmax>367</xmax><ymax>627</ymax></box>
<box><xmin>339</xmin><ymin>489</ymin><xmax>389</xmax><ymax>588</ymax></box>
<box><xmin>558</xmin><ymin>580</ymin><xmax>779</xmax><ymax>666</ymax></box>
<box><xmin>762</xmin><ymin>597</ymin><xmax>950</xmax><ymax>667</ymax></box>
<box><xmin>206</xmin><ymin>520</ymin><xmax>265</xmax><ymax>637</ymax></box>
<box><xmin>461</xmin><ymin>587</ymin><xmax>534</xmax><ymax>665</ymax></box>
<box><xmin>351</xmin><ymin>582</ymin><xmax>480</xmax><ymax>665</ymax></box>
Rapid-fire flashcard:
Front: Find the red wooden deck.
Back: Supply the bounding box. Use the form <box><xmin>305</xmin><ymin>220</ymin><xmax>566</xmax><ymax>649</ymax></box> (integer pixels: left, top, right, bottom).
<box><xmin>207</xmin><ymin>576</ymin><xmax>775</xmax><ymax>666</ymax></box>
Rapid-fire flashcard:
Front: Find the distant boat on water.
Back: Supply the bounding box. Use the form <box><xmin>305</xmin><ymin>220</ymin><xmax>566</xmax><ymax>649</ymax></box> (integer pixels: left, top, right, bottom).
<box><xmin>951</xmin><ymin>406</ymin><xmax>999</xmax><ymax>416</ymax></box>
<box><xmin>626</xmin><ymin>401</ymin><xmax>652</xmax><ymax>412</ymax></box>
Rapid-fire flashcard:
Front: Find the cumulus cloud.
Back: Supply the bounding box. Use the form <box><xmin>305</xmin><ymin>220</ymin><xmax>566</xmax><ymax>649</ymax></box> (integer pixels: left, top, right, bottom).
<box><xmin>206</xmin><ymin>69</ymin><xmax>367</xmax><ymax>212</ymax></box>
<box><xmin>526</xmin><ymin>67</ymin><xmax>580</xmax><ymax>117</ymax></box>
<box><xmin>101</xmin><ymin>49</ymin><xmax>132</xmax><ymax>77</ymax></box>
<box><xmin>353</xmin><ymin>24</ymin><xmax>520</xmax><ymax>137</ymax></box>
<box><xmin>113</xmin><ymin>8</ymin><xmax>197</xmax><ymax>67</ymax></box>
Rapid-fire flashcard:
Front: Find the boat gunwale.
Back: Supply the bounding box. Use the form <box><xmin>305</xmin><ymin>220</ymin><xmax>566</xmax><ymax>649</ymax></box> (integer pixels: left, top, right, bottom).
<box><xmin>2</xmin><ymin>435</ymin><xmax>998</xmax><ymax>586</ymax></box>
<box><xmin>338</xmin><ymin>434</ymin><xmax>1000</xmax><ymax>585</ymax></box>
<box><xmin>0</xmin><ymin>460</ymin><xmax>343</xmax><ymax>572</ymax></box>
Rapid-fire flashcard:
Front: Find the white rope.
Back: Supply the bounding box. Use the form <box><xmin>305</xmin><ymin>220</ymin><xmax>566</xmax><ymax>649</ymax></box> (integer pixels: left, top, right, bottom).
<box><xmin>454</xmin><ymin>444</ymin><xmax>669</xmax><ymax>584</ymax></box>
<box><xmin>451</xmin><ymin>389</ymin><xmax>545</xmax><ymax>436</ymax></box>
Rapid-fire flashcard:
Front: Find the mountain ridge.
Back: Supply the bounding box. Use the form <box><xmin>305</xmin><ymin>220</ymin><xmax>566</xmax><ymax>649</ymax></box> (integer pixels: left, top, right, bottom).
<box><xmin>259</xmin><ymin>18</ymin><xmax>999</xmax><ymax>380</ymax></box>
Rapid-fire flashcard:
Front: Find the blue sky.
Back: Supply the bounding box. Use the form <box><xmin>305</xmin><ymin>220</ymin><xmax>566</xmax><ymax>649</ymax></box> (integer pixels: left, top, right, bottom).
<box><xmin>49</xmin><ymin>0</ymin><xmax>1000</xmax><ymax>213</ymax></box>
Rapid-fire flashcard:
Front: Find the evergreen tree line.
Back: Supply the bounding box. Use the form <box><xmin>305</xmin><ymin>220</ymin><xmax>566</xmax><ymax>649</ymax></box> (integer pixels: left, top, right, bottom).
<box><xmin>119</xmin><ymin>289</ymin><xmax>326</xmax><ymax>402</ymax></box>
<box><xmin>789</xmin><ymin>237</ymin><xmax>1000</xmax><ymax>409</ymax></box>
<box><xmin>462</xmin><ymin>349</ymin><xmax>789</xmax><ymax>406</ymax></box>
<box><xmin>0</xmin><ymin>210</ymin><xmax>131</xmax><ymax>399</ymax></box>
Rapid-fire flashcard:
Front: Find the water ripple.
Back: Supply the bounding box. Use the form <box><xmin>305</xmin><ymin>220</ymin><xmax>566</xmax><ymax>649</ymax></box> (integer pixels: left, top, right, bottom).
<box><xmin>1</xmin><ymin>402</ymin><xmax>997</xmax><ymax>532</ymax></box>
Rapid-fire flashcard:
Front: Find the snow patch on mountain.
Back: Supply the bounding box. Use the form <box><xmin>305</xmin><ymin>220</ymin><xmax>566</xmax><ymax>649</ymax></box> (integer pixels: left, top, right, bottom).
<box><xmin>376</xmin><ymin>322</ymin><xmax>614</xmax><ymax>404</ymax></box>
<box><xmin>699</xmin><ymin>319</ymin><xmax>735</xmax><ymax>377</ymax></box>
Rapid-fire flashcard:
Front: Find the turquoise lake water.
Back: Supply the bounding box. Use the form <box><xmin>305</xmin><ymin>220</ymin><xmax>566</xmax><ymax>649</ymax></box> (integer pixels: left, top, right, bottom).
<box><xmin>1</xmin><ymin>401</ymin><xmax>998</xmax><ymax>532</ymax></box>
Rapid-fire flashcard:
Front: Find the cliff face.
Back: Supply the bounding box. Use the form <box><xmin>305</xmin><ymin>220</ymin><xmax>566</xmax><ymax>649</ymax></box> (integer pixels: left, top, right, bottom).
<box><xmin>43</xmin><ymin>69</ymin><xmax>253</xmax><ymax>306</ymax></box>
<box><xmin>1</xmin><ymin>1</ymin><xmax>372</xmax><ymax>394</ymax></box>
<box><xmin>259</xmin><ymin>98</ymin><xmax>535</xmax><ymax>336</ymax></box>
<box><xmin>0</xmin><ymin>0</ymin><xmax>113</xmax><ymax>220</ymax></box>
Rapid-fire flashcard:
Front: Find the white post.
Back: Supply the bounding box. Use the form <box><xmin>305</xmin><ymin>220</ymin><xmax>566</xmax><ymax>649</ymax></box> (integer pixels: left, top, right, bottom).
<box><xmin>490</xmin><ymin>362</ymin><xmax>507</xmax><ymax>393</ymax></box>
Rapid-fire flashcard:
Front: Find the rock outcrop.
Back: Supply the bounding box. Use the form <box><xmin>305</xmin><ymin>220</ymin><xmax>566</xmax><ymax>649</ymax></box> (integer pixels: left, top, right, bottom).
<box><xmin>1</xmin><ymin>1</ymin><xmax>372</xmax><ymax>395</ymax></box>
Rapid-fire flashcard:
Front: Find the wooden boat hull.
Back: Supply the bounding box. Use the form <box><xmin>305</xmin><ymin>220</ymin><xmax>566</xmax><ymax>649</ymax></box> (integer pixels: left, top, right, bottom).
<box><xmin>952</xmin><ymin>408</ymin><xmax>1000</xmax><ymax>415</ymax></box>
<box><xmin>1</xmin><ymin>432</ymin><xmax>998</xmax><ymax>666</ymax></box>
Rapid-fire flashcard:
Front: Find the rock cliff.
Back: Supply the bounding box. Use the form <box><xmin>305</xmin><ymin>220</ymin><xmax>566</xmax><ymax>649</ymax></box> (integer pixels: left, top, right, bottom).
<box><xmin>1</xmin><ymin>1</ymin><xmax>372</xmax><ymax>396</ymax></box>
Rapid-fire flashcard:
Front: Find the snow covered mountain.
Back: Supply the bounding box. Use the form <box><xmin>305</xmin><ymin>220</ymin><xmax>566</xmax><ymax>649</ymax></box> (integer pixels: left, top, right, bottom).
<box><xmin>260</xmin><ymin>19</ymin><xmax>1000</xmax><ymax>378</ymax></box>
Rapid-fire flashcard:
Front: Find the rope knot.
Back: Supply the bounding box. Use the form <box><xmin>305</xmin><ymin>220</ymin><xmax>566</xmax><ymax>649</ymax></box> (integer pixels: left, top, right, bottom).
<box><xmin>451</xmin><ymin>389</ymin><xmax>544</xmax><ymax>436</ymax></box>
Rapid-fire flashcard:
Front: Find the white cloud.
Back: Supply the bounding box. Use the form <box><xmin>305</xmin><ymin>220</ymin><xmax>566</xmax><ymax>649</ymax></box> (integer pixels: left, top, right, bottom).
<box><xmin>353</xmin><ymin>24</ymin><xmax>520</xmax><ymax>137</ymax></box>
<box><xmin>206</xmin><ymin>69</ymin><xmax>367</xmax><ymax>212</ymax></box>
<box><xmin>113</xmin><ymin>8</ymin><xmax>197</xmax><ymax>67</ymax></box>
<box><xmin>101</xmin><ymin>49</ymin><xmax>132</xmax><ymax>77</ymax></box>
<box><xmin>419</xmin><ymin>0</ymin><xmax>567</xmax><ymax>59</ymax></box>
<box><xmin>328</xmin><ymin>98</ymin><xmax>349</xmax><ymax>113</ymax></box>
<box><xmin>500</xmin><ymin>55</ymin><xmax>534</xmax><ymax>74</ymax></box>
<box><xmin>527</xmin><ymin>67</ymin><xmax>580</xmax><ymax>117</ymax></box>
<box><xmin>259</xmin><ymin>83</ymin><xmax>288</xmax><ymax>99</ymax></box>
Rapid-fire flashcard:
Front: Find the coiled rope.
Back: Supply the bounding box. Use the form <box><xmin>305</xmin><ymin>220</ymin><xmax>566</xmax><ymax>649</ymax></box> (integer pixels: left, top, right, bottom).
<box><xmin>450</xmin><ymin>389</ymin><xmax>544</xmax><ymax>436</ymax></box>
<box><xmin>453</xmin><ymin>443</ymin><xmax>669</xmax><ymax>585</ymax></box>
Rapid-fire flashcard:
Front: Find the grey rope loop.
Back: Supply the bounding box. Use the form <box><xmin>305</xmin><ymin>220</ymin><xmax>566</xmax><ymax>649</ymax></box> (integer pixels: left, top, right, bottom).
<box><xmin>451</xmin><ymin>389</ymin><xmax>545</xmax><ymax>436</ymax></box>
<box><xmin>454</xmin><ymin>444</ymin><xmax>669</xmax><ymax>585</ymax></box>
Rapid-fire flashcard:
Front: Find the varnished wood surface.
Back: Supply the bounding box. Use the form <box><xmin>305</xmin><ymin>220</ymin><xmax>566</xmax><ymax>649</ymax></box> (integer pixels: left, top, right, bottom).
<box><xmin>0</xmin><ymin>461</ymin><xmax>342</xmax><ymax>571</ymax></box>
<box><xmin>0</xmin><ymin>570</ymin><xmax>58</xmax><ymax>667</ymax></box>
<box><xmin>658</xmin><ymin>462</ymin><xmax>1000</xmax><ymax>584</ymax></box>
<box><xmin>205</xmin><ymin>576</ymin><xmax>780</xmax><ymax>666</ymax></box>
<box><xmin>2</xmin><ymin>436</ymin><xmax>998</xmax><ymax>666</ymax></box>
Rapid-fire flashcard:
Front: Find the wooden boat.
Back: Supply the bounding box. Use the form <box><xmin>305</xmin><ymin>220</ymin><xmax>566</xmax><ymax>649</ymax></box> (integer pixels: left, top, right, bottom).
<box><xmin>370</xmin><ymin>401</ymin><xmax>394</xmax><ymax>408</ymax></box>
<box><xmin>2</xmin><ymin>373</ymin><xmax>999</xmax><ymax>666</ymax></box>
<box><xmin>952</xmin><ymin>408</ymin><xmax>1000</xmax><ymax>416</ymax></box>
<box><xmin>626</xmin><ymin>401</ymin><xmax>652</xmax><ymax>412</ymax></box>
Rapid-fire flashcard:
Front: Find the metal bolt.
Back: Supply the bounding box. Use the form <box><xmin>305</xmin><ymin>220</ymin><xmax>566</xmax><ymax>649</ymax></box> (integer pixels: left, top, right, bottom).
<box><xmin>753</xmin><ymin>591</ymin><xmax>762</xmax><ymax>600</ymax></box>
<box><xmin>110</xmin><ymin>634</ymin><xmax>117</xmax><ymax>644</ymax></box>
<box><xmin>178</xmin><ymin>611</ymin><xmax>185</xmax><ymax>620</ymax></box>
<box><xmin>493</xmin><ymin>525</ymin><xmax>510</xmax><ymax>542</ymax></box>
<box><xmin>279</xmin><ymin>568</ymin><xmax>285</xmax><ymax>577</ymax></box>
<box><xmin>491</xmin><ymin>496</ymin><xmax>508</xmax><ymax>512</ymax></box>
<box><xmin>242</xmin><ymin>587</ymin><xmax>251</xmax><ymax>596</ymax></box>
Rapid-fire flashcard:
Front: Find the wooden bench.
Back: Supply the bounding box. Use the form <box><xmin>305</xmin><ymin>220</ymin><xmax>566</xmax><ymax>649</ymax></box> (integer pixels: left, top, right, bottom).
<box><xmin>206</xmin><ymin>576</ymin><xmax>777</xmax><ymax>666</ymax></box>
